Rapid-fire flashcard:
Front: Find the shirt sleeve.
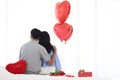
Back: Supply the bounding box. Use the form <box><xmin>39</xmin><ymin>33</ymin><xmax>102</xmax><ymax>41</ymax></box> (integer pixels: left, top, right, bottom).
<box><xmin>19</xmin><ymin>47</ymin><xmax>23</xmax><ymax>60</ymax></box>
<box><xmin>41</xmin><ymin>51</ymin><xmax>53</xmax><ymax>67</ymax></box>
<box><xmin>40</xmin><ymin>46</ymin><xmax>51</xmax><ymax>62</ymax></box>
<box><xmin>19</xmin><ymin>45</ymin><xmax>25</xmax><ymax>60</ymax></box>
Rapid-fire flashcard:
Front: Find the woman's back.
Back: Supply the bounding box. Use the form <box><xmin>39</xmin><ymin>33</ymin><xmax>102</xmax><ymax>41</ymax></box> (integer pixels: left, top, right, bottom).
<box><xmin>39</xmin><ymin>31</ymin><xmax>61</xmax><ymax>71</ymax></box>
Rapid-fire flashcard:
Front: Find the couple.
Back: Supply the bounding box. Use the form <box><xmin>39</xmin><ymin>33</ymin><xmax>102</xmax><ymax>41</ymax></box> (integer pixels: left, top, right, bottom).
<box><xmin>19</xmin><ymin>28</ymin><xmax>61</xmax><ymax>74</ymax></box>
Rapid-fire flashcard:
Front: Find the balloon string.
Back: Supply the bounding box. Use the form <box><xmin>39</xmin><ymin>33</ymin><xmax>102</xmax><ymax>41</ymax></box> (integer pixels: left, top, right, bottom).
<box><xmin>64</xmin><ymin>41</ymin><xmax>66</xmax><ymax>44</ymax></box>
<box><xmin>61</xmin><ymin>41</ymin><xmax>64</xmax><ymax>70</ymax></box>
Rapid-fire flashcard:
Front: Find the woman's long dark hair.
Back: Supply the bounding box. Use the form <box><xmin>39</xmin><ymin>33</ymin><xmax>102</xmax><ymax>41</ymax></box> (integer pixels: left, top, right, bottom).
<box><xmin>39</xmin><ymin>31</ymin><xmax>54</xmax><ymax>53</ymax></box>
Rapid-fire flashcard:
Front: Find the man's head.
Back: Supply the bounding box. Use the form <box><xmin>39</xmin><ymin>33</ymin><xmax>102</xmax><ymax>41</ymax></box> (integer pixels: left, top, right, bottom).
<box><xmin>30</xmin><ymin>28</ymin><xmax>41</xmax><ymax>40</ymax></box>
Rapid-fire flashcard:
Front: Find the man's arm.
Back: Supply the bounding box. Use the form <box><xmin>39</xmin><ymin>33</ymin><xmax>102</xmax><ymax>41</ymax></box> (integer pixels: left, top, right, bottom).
<box><xmin>19</xmin><ymin>47</ymin><xmax>23</xmax><ymax>60</ymax></box>
<box><xmin>47</xmin><ymin>45</ymin><xmax>57</xmax><ymax>66</ymax></box>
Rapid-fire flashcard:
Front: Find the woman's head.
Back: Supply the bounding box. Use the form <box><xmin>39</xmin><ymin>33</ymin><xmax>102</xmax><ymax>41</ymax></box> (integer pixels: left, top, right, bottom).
<box><xmin>40</xmin><ymin>31</ymin><xmax>50</xmax><ymax>42</ymax></box>
<box><xmin>39</xmin><ymin>31</ymin><xmax>54</xmax><ymax>53</ymax></box>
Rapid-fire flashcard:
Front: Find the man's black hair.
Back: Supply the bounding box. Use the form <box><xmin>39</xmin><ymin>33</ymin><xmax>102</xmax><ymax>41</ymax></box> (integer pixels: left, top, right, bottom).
<box><xmin>31</xmin><ymin>28</ymin><xmax>41</xmax><ymax>39</ymax></box>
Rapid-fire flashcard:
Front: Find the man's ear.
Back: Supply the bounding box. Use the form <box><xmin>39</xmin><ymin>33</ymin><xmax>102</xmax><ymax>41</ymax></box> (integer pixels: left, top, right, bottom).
<box><xmin>30</xmin><ymin>35</ymin><xmax>33</xmax><ymax>39</ymax></box>
<box><xmin>30</xmin><ymin>36</ymin><xmax>32</xmax><ymax>39</ymax></box>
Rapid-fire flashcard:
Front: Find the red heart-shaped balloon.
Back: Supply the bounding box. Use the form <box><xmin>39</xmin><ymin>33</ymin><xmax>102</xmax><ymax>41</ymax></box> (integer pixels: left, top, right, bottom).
<box><xmin>6</xmin><ymin>60</ymin><xmax>26</xmax><ymax>74</ymax></box>
<box><xmin>54</xmin><ymin>23</ymin><xmax>73</xmax><ymax>42</ymax></box>
<box><xmin>55</xmin><ymin>0</ymin><xmax>70</xmax><ymax>24</ymax></box>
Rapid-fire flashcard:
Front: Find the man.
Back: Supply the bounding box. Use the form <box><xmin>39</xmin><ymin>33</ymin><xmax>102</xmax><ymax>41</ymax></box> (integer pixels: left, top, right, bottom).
<box><xmin>19</xmin><ymin>28</ymin><xmax>56</xmax><ymax>74</ymax></box>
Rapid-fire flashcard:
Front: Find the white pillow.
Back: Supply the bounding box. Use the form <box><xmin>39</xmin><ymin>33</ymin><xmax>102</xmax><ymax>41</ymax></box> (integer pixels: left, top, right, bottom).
<box><xmin>39</xmin><ymin>66</ymin><xmax>55</xmax><ymax>75</ymax></box>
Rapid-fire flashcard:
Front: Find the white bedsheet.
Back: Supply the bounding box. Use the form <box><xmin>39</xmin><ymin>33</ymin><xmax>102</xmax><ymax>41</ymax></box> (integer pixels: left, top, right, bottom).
<box><xmin>0</xmin><ymin>74</ymin><xmax>111</xmax><ymax>80</ymax></box>
<box><xmin>0</xmin><ymin>66</ymin><xmax>111</xmax><ymax>80</ymax></box>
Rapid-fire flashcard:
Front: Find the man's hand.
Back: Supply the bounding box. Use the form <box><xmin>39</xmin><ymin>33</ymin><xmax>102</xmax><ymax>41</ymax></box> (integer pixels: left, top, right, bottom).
<box><xmin>47</xmin><ymin>45</ymin><xmax>57</xmax><ymax>66</ymax></box>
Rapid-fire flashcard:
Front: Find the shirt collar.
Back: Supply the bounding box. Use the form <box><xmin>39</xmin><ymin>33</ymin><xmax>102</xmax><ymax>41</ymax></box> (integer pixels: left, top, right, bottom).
<box><xmin>31</xmin><ymin>40</ymin><xmax>39</xmax><ymax>43</ymax></box>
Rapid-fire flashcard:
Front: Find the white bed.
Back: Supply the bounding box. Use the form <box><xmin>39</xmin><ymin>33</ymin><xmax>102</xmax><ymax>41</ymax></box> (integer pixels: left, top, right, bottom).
<box><xmin>0</xmin><ymin>66</ymin><xmax>111</xmax><ymax>80</ymax></box>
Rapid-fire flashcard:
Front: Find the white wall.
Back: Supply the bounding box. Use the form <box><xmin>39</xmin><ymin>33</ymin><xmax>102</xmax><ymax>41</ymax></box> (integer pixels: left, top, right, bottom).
<box><xmin>0</xmin><ymin>0</ymin><xmax>8</xmax><ymax>66</ymax></box>
<box><xmin>7</xmin><ymin>0</ymin><xmax>53</xmax><ymax>63</ymax></box>
<box><xmin>96</xmin><ymin>0</ymin><xmax>120</xmax><ymax>79</ymax></box>
<box><xmin>0</xmin><ymin>0</ymin><xmax>95</xmax><ymax>75</ymax></box>
<box><xmin>78</xmin><ymin>0</ymin><xmax>96</xmax><ymax>73</ymax></box>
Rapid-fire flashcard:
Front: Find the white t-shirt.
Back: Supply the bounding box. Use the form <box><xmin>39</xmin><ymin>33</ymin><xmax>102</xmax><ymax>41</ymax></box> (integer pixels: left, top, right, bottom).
<box><xmin>19</xmin><ymin>40</ymin><xmax>50</xmax><ymax>74</ymax></box>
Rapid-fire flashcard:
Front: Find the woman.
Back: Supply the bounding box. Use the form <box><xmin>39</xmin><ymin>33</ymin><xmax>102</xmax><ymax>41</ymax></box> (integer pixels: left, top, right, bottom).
<box><xmin>39</xmin><ymin>31</ymin><xmax>61</xmax><ymax>71</ymax></box>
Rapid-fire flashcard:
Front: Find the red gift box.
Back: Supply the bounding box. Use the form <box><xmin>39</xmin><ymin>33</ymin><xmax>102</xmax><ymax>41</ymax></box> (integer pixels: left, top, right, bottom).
<box><xmin>78</xmin><ymin>72</ymin><xmax>92</xmax><ymax>77</ymax></box>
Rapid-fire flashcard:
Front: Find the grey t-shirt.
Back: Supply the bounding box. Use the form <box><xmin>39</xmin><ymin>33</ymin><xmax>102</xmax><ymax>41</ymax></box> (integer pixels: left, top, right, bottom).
<box><xmin>19</xmin><ymin>40</ymin><xmax>50</xmax><ymax>74</ymax></box>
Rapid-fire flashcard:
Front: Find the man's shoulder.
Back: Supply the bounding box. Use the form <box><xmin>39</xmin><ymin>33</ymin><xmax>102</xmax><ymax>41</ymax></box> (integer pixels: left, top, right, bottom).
<box><xmin>21</xmin><ymin>41</ymin><xmax>31</xmax><ymax>47</ymax></box>
<box><xmin>37</xmin><ymin>44</ymin><xmax>45</xmax><ymax>49</ymax></box>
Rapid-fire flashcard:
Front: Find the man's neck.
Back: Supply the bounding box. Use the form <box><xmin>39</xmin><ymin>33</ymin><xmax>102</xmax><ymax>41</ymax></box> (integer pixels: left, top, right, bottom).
<box><xmin>31</xmin><ymin>38</ymin><xmax>39</xmax><ymax>43</ymax></box>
